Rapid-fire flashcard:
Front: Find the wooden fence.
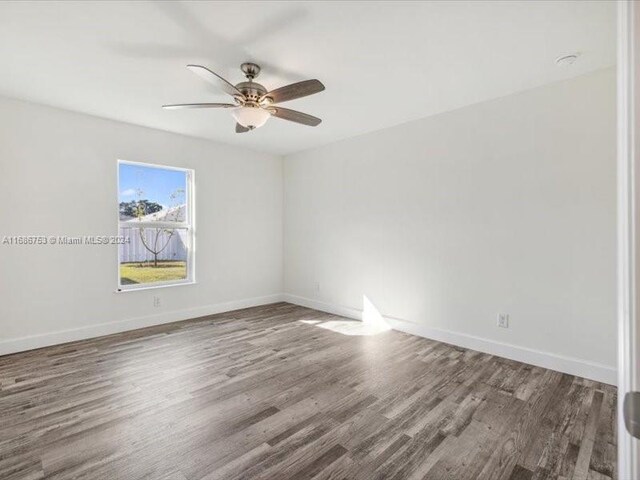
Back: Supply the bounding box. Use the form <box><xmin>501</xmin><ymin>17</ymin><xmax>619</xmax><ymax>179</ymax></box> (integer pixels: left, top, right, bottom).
<box><xmin>119</xmin><ymin>227</ymin><xmax>188</xmax><ymax>263</ymax></box>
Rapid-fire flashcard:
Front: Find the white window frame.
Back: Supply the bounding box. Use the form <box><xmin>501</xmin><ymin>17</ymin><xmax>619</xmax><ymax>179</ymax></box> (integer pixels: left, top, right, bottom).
<box><xmin>116</xmin><ymin>159</ymin><xmax>195</xmax><ymax>292</ymax></box>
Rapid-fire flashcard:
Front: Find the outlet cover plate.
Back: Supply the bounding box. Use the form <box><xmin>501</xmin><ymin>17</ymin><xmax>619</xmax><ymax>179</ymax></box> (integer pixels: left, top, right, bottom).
<box><xmin>497</xmin><ymin>313</ymin><xmax>509</xmax><ymax>328</ymax></box>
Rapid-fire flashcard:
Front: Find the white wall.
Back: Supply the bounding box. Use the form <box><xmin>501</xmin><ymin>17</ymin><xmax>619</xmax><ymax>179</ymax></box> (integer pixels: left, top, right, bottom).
<box><xmin>0</xmin><ymin>70</ymin><xmax>617</xmax><ymax>385</ymax></box>
<box><xmin>0</xmin><ymin>96</ymin><xmax>283</xmax><ymax>353</ymax></box>
<box><xmin>283</xmin><ymin>69</ymin><xmax>617</xmax><ymax>383</ymax></box>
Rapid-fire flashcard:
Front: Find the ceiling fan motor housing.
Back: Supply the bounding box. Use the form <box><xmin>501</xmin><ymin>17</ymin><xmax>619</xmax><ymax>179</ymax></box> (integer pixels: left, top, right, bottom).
<box><xmin>235</xmin><ymin>81</ymin><xmax>267</xmax><ymax>104</ymax></box>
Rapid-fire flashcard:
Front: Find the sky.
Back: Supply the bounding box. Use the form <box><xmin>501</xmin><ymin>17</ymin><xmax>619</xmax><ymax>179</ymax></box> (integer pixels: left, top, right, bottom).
<box><xmin>119</xmin><ymin>163</ymin><xmax>187</xmax><ymax>208</ymax></box>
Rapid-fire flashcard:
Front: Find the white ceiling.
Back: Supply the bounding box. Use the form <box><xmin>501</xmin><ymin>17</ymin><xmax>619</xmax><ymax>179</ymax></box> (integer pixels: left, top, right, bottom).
<box><xmin>0</xmin><ymin>1</ymin><xmax>615</xmax><ymax>155</ymax></box>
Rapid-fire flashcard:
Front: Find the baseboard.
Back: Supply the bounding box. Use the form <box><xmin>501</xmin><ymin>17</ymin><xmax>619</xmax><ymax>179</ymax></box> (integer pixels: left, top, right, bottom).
<box><xmin>282</xmin><ymin>294</ymin><xmax>617</xmax><ymax>386</ymax></box>
<box><xmin>0</xmin><ymin>294</ymin><xmax>284</xmax><ymax>356</ymax></box>
<box><xmin>283</xmin><ymin>294</ymin><xmax>364</xmax><ymax>320</ymax></box>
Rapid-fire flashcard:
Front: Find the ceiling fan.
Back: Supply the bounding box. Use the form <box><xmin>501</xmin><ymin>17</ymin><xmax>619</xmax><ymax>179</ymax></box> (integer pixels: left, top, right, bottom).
<box><xmin>163</xmin><ymin>63</ymin><xmax>325</xmax><ymax>133</ymax></box>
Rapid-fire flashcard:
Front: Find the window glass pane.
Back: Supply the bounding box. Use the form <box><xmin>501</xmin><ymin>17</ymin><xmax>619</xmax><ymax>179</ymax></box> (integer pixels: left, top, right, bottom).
<box><xmin>119</xmin><ymin>163</ymin><xmax>187</xmax><ymax>223</ymax></box>
<box><xmin>119</xmin><ymin>226</ymin><xmax>189</xmax><ymax>285</ymax></box>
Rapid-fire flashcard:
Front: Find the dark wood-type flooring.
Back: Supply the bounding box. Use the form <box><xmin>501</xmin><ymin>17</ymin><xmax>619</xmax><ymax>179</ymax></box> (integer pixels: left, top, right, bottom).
<box><xmin>0</xmin><ymin>303</ymin><xmax>617</xmax><ymax>480</ymax></box>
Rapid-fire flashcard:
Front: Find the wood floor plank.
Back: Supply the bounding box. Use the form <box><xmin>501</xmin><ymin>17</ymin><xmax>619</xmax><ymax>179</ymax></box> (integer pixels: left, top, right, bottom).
<box><xmin>0</xmin><ymin>302</ymin><xmax>617</xmax><ymax>480</ymax></box>
<box><xmin>573</xmin><ymin>390</ymin><xmax>606</xmax><ymax>480</ymax></box>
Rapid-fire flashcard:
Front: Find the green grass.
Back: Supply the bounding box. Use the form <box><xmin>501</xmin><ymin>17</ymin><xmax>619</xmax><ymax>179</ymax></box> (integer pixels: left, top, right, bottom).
<box><xmin>120</xmin><ymin>261</ymin><xmax>187</xmax><ymax>285</ymax></box>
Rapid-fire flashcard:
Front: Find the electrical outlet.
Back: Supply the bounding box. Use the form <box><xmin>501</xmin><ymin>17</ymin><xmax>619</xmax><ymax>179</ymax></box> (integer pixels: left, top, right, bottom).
<box><xmin>153</xmin><ymin>296</ymin><xmax>161</xmax><ymax>308</ymax></box>
<box><xmin>497</xmin><ymin>313</ymin><xmax>509</xmax><ymax>328</ymax></box>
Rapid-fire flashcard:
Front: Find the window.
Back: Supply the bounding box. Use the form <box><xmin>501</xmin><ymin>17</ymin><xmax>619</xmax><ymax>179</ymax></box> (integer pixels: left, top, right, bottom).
<box><xmin>117</xmin><ymin>160</ymin><xmax>194</xmax><ymax>290</ymax></box>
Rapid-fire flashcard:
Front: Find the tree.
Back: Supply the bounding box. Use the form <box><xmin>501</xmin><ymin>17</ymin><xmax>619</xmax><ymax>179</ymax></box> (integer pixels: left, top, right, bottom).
<box><xmin>135</xmin><ymin>189</ymin><xmax>185</xmax><ymax>268</ymax></box>
<box><xmin>119</xmin><ymin>200</ymin><xmax>162</xmax><ymax>219</ymax></box>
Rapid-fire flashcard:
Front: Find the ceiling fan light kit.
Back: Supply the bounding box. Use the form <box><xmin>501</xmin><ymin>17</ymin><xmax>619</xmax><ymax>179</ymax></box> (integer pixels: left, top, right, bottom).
<box><xmin>231</xmin><ymin>105</ymin><xmax>271</xmax><ymax>130</ymax></box>
<box><xmin>163</xmin><ymin>62</ymin><xmax>325</xmax><ymax>133</ymax></box>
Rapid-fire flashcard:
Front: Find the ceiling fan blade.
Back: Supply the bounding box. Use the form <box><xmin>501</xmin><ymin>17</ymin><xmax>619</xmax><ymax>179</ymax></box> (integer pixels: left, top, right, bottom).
<box><xmin>269</xmin><ymin>107</ymin><xmax>322</xmax><ymax>126</ymax></box>
<box><xmin>162</xmin><ymin>103</ymin><xmax>237</xmax><ymax>110</ymax></box>
<box><xmin>260</xmin><ymin>79</ymin><xmax>325</xmax><ymax>104</ymax></box>
<box><xmin>186</xmin><ymin>64</ymin><xmax>244</xmax><ymax>99</ymax></box>
<box><xmin>236</xmin><ymin>123</ymin><xmax>250</xmax><ymax>133</ymax></box>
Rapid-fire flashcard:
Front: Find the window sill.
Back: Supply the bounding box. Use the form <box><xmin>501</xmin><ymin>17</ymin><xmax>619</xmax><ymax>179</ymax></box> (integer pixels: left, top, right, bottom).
<box><xmin>115</xmin><ymin>281</ymin><xmax>196</xmax><ymax>293</ymax></box>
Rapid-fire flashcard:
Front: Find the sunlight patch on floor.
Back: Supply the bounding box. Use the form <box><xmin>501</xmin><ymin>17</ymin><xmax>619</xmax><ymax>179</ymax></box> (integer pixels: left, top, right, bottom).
<box><xmin>298</xmin><ymin>295</ymin><xmax>391</xmax><ymax>336</ymax></box>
